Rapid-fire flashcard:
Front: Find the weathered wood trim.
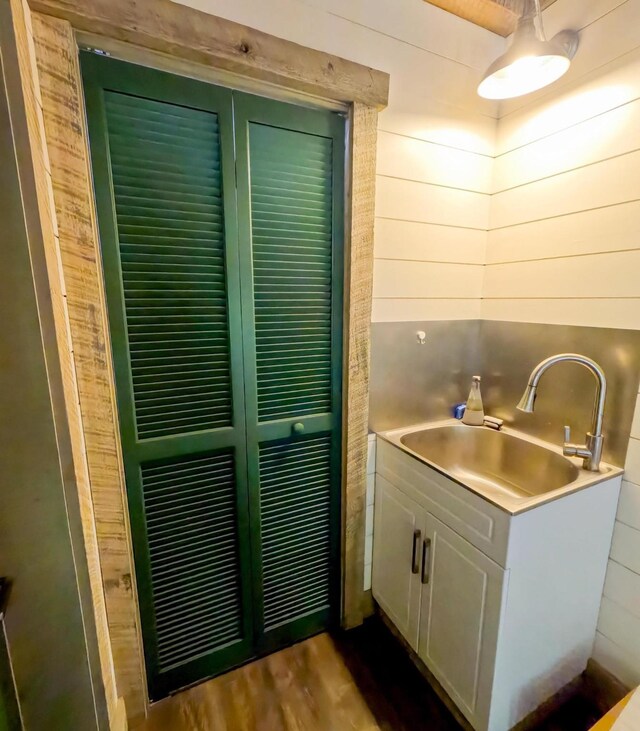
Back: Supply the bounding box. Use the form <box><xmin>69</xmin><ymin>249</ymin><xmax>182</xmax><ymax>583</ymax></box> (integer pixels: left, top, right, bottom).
<box><xmin>30</xmin><ymin>11</ymin><xmax>146</xmax><ymax>724</ymax></box>
<box><xmin>71</xmin><ymin>32</ymin><xmax>348</xmax><ymax>112</ymax></box>
<box><xmin>2</xmin><ymin>0</ymin><xmax>118</xmax><ymax>725</ymax></box>
<box><xmin>27</xmin><ymin>0</ymin><xmax>389</xmax><ymax>108</ymax></box>
<box><xmin>342</xmin><ymin>102</ymin><xmax>377</xmax><ymax>629</ymax></box>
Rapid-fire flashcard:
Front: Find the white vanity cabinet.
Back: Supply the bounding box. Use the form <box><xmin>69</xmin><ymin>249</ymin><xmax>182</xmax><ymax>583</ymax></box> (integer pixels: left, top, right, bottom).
<box><xmin>373</xmin><ymin>475</ymin><xmax>506</xmax><ymax>728</ymax></box>
<box><xmin>372</xmin><ymin>438</ymin><xmax>622</xmax><ymax>731</ymax></box>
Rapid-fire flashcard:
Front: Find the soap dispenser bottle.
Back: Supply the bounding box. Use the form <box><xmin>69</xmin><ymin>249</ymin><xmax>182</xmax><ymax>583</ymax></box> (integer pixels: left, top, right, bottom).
<box><xmin>462</xmin><ymin>375</ymin><xmax>485</xmax><ymax>426</ymax></box>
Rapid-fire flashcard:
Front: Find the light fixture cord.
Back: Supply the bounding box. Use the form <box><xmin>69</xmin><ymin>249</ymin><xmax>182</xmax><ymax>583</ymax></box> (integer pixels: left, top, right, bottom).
<box><xmin>533</xmin><ymin>0</ymin><xmax>547</xmax><ymax>40</ymax></box>
<box><xmin>517</xmin><ymin>0</ymin><xmax>547</xmax><ymax>39</ymax></box>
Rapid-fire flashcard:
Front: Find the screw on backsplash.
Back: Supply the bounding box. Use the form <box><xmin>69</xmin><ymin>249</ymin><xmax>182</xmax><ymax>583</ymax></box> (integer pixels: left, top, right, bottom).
<box><xmin>416</xmin><ymin>330</ymin><xmax>427</xmax><ymax>345</ymax></box>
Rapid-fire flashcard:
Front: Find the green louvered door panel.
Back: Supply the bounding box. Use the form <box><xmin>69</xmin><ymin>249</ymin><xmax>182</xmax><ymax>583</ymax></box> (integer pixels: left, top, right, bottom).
<box><xmin>81</xmin><ymin>54</ymin><xmax>254</xmax><ymax>700</ymax></box>
<box><xmin>83</xmin><ymin>53</ymin><xmax>345</xmax><ymax>699</ymax></box>
<box><xmin>234</xmin><ymin>94</ymin><xmax>344</xmax><ymax>650</ymax></box>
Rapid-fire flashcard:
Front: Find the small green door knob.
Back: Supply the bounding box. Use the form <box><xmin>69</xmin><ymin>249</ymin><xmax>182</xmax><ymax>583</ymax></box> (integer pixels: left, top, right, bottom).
<box><xmin>292</xmin><ymin>422</ymin><xmax>305</xmax><ymax>435</ymax></box>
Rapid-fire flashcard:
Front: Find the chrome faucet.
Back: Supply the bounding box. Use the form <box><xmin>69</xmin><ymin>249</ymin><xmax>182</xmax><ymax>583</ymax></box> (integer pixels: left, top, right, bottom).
<box><xmin>516</xmin><ymin>353</ymin><xmax>607</xmax><ymax>472</ymax></box>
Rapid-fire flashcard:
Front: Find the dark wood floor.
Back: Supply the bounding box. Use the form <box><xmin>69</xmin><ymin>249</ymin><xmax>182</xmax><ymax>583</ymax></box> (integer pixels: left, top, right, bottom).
<box><xmin>137</xmin><ymin>618</ymin><xmax>602</xmax><ymax>731</ymax></box>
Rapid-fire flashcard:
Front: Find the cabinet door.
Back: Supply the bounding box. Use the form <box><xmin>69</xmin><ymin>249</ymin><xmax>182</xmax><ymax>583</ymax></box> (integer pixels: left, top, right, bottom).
<box><xmin>418</xmin><ymin>514</ymin><xmax>506</xmax><ymax>730</ymax></box>
<box><xmin>372</xmin><ymin>476</ymin><xmax>424</xmax><ymax>650</ymax></box>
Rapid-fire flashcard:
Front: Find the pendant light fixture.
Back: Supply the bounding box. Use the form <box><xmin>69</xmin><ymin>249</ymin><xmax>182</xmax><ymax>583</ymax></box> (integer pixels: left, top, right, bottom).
<box><xmin>477</xmin><ymin>0</ymin><xmax>579</xmax><ymax>100</ymax></box>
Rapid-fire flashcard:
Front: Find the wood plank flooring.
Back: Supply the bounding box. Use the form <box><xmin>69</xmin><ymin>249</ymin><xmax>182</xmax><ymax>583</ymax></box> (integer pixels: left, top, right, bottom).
<box><xmin>135</xmin><ymin>618</ymin><xmax>601</xmax><ymax>731</ymax></box>
<box><xmin>136</xmin><ymin>632</ymin><xmax>379</xmax><ymax>731</ymax></box>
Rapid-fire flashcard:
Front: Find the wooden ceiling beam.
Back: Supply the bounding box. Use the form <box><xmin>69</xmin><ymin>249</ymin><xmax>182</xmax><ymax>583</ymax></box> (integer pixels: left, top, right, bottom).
<box><xmin>423</xmin><ymin>0</ymin><xmax>558</xmax><ymax>37</ymax></box>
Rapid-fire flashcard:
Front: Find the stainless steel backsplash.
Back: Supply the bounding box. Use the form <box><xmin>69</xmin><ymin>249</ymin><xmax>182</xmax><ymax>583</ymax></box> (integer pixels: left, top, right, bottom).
<box><xmin>369</xmin><ymin>320</ymin><xmax>640</xmax><ymax>467</ymax></box>
<box><xmin>369</xmin><ymin>320</ymin><xmax>481</xmax><ymax>431</ymax></box>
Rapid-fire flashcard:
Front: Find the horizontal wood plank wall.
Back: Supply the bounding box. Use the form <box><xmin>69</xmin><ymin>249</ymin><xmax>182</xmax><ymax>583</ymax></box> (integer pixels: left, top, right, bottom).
<box><xmin>174</xmin><ymin>0</ymin><xmax>503</xmax><ymax>324</ymax></box>
<box><xmin>485</xmin><ymin>0</ymin><xmax>640</xmax><ymax>688</ymax></box>
<box><xmin>6</xmin><ymin>0</ymin><xmax>121</xmax><ymax>725</ymax></box>
<box><xmin>30</xmin><ymin>11</ymin><xmax>146</xmax><ymax>722</ymax></box>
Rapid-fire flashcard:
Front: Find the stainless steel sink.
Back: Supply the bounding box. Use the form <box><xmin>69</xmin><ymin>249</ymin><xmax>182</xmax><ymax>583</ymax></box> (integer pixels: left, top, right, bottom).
<box><xmin>379</xmin><ymin>420</ymin><xmax>622</xmax><ymax>513</ymax></box>
<box><xmin>400</xmin><ymin>424</ymin><xmax>580</xmax><ymax>500</ymax></box>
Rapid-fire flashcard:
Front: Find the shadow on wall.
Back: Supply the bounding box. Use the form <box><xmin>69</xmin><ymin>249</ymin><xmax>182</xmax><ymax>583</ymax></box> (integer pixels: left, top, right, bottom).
<box><xmin>369</xmin><ymin>320</ymin><xmax>640</xmax><ymax>467</ymax></box>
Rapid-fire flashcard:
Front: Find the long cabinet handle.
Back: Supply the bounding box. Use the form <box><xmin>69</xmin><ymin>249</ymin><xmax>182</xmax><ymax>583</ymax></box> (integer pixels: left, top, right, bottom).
<box><xmin>421</xmin><ymin>538</ymin><xmax>432</xmax><ymax>584</ymax></box>
<box><xmin>411</xmin><ymin>529</ymin><xmax>421</xmax><ymax>574</ymax></box>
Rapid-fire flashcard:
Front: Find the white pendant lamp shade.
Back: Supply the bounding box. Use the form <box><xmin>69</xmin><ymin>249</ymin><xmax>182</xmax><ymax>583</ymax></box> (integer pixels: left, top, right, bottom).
<box><xmin>477</xmin><ymin>1</ymin><xmax>578</xmax><ymax>100</ymax></box>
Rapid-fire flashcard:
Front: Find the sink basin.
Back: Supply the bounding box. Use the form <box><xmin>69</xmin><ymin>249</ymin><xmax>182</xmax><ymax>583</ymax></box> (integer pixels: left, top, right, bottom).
<box><xmin>400</xmin><ymin>424</ymin><xmax>580</xmax><ymax>500</ymax></box>
<box><xmin>380</xmin><ymin>419</ymin><xmax>622</xmax><ymax>513</ymax></box>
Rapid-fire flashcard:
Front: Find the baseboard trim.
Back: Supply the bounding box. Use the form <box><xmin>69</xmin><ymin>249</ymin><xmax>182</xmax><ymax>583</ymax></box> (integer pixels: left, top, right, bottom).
<box><xmin>362</xmin><ymin>589</ymin><xmax>374</xmax><ymax>619</ymax></box>
<box><xmin>113</xmin><ymin>697</ymin><xmax>128</xmax><ymax>731</ymax></box>
<box><xmin>583</xmin><ymin>658</ymin><xmax>631</xmax><ymax>717</ymax></box>
<box><xmin>511</xmin><ymin>674</ymin><xmax>583</xmax><ymax>731</ymax></box>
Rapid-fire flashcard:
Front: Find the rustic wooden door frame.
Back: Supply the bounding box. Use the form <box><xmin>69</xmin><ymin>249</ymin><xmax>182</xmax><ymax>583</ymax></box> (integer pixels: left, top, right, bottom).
<box><xmin>26</xmin><ymin>0</ymin><xmax>388</xmax><ymax>723</ymax></box>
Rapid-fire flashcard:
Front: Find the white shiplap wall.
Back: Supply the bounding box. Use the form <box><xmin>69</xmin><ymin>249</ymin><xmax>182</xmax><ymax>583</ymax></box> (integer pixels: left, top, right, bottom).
<box><xmin>176</xmin><ymin>0</ymin><xmax>640</xmax><ymax>688</ymax></box>
<box><xmin>174</xmin><ymin>0</ymin><xmax>502</xmax><ymax>323</ymax></box>
<box><xmin>486</xmin><ymin>0</ymin><xmax>640</xmax><ymax>687</ymax></box>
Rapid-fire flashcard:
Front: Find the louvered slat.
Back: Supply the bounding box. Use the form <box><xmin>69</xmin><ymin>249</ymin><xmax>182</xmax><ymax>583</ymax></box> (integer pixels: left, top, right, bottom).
<box><xmin>249</xmin><ymin>124</ymin><xmax>334</xmax><ymax>422</ymax></box>
<box><xmin>259</xmin><ymin>435</ymin><xmax>332</xmax><ymax>630</ymax></box>
<box><xmin>104</xmin><ymin>91</ymin><xmax>232</xmax><ymax>439</ymax></box>
<box><xmin>141</xmin><ymin>451</ymin><xmax>242</xmax><ymax>670</ymax></box>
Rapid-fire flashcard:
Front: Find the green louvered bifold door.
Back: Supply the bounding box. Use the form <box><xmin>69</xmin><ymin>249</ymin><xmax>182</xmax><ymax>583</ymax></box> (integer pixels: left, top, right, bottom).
<box><xmin>234</xmin><ymin>93</ymin><xmax>344</xmax><ymax>651</ymax></box>
<box><xmin>81</xmin><ymin>55</ymin><xmax>255</xmax><ymax>700</ymax></box>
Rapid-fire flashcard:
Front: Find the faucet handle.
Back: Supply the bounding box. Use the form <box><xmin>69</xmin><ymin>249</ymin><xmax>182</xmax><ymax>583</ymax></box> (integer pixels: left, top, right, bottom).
<box><xmin>563</xmin><ymin>425</ymin><xmax>578</xmax><ymax>458</ymax></box>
